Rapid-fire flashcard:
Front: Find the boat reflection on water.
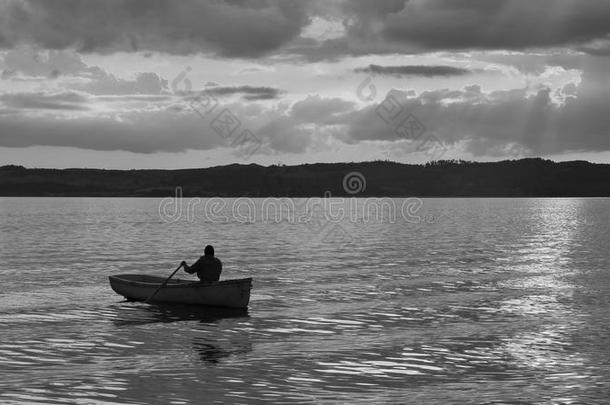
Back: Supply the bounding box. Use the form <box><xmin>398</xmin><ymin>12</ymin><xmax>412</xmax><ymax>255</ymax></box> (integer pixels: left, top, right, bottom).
<box><xmin>108</xmin><ymin>301</ymin><xmax>253</xmax><ymax>368</ymax></box>
<box><xmin>192</xmin><ymin>337</ymin><xmax>251</xmax><ymax>365</ymax></box>
<box><xmin>110</xmin><ymin>301</ymin><xmax>250</xmax><ymax>326</ymax></box>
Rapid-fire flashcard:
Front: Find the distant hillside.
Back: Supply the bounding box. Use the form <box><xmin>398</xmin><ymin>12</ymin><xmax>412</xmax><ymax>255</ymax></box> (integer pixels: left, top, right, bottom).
<box><xmin>2</xmin><ymin>159</ymin><xmax>610</xmax><ymax>197</ymax></box>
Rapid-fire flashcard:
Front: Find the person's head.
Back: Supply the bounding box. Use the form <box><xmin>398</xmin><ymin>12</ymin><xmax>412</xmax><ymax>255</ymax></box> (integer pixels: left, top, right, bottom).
<box><xmin>204</xmin><ymin>245</ymin><xmax>214</xmax><ymax>256</ymax></box>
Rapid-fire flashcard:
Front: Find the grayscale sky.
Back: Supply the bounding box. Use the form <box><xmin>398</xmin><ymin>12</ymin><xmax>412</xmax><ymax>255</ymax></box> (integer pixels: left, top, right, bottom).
<box><xmin>1</xmin><ymin>0</ymin><xmax>610</xmax><ymax>168</ymax></box>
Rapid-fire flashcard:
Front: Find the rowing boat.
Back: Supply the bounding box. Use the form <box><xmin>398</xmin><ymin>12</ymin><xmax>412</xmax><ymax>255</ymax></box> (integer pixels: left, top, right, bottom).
<box><xmin>108</xmin><ymin>274</ymin><xmax>252</xmax><ymax>308</ymax></box>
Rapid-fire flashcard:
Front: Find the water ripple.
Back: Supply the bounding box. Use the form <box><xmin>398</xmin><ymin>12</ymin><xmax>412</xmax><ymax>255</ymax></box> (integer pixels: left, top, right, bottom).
<box><xmin>1</xmin><ymin>198</ymin><xmax>610</xmax><ymax>403</ymax></box>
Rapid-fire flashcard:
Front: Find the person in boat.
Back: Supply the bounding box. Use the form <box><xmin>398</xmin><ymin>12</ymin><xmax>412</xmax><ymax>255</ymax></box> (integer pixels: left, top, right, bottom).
<box><xmin>181</xmin><ymin>245</ymin><xmax>222</xmax><ymax>282</ymax></box>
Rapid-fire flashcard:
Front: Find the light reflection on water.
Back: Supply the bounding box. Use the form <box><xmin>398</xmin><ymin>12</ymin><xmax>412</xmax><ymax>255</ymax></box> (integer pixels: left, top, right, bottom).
<box><xmin>1</xmin><ymin>197</ymin><xmax>610</xmax><ymax>403</ymax></box>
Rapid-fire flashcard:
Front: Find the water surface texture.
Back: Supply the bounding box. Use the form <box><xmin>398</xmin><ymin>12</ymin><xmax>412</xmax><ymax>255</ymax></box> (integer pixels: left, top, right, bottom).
<box><xmin>1</xmin><ymin>197</ymin><xmax>610</xmax><ymax>403</ymax></box>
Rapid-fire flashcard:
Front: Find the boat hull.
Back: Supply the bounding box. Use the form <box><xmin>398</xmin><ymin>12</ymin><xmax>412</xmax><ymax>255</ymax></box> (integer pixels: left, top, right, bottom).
<box><xmin>109</xmin><ymin>274</ymin><xmax>252</xmax><ymax>308</ymax></box>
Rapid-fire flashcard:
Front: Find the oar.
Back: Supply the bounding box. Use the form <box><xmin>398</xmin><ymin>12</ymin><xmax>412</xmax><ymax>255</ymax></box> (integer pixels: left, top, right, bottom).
<box><xmin>145</xmin><ymin>263</ymin><xmax>184</xmax><ymax>303</ymax></box>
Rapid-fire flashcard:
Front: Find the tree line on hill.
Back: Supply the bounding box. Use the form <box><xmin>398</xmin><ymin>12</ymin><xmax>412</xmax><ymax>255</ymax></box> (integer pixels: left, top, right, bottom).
<box><xmin>1</xmin><ymin>158</ymin><xmax>610</xmax><ymax>197</ymax></box>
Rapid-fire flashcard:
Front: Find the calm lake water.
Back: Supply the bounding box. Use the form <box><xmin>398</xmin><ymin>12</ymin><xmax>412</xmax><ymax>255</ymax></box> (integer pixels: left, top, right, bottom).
<box><xmin>1</xmin><ymin>197</ymin><xmax>610</xmax><ymax>404</ymax></box>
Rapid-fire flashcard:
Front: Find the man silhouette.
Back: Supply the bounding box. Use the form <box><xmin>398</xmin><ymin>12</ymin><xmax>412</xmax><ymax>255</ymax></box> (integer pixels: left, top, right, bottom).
<box><xmin>182</xmin><ymin>245</ymin><xmax>222</xmax><ymax>282</ymax></box>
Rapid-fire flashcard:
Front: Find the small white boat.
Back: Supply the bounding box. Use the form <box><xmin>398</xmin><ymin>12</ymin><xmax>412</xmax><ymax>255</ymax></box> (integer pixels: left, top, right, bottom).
<box><xmin>109</xmin><ymin>274</ymin><xmax>252</xmax><ymax>308</ymax></box>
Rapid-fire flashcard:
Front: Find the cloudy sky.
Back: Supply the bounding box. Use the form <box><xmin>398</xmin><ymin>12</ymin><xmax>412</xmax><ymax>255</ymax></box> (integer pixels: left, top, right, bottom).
<box><xmin>1</xmin><ymin>0</ymin><xmax>610</xmax><ymax>168</ymax></box>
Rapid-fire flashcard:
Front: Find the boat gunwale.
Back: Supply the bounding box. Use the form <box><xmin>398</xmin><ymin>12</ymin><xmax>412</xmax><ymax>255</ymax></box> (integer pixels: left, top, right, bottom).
<box><xmin>109</xmin><ymin>274</ymin><xmax>252</xmax><ymax>289</ymax></box>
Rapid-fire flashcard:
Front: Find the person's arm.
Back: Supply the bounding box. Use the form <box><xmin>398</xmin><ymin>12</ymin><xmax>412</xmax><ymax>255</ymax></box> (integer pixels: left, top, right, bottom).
<box><xmin>182</xmin><ymin>259</ymin><xmax>199</xmax><ymax>274</ymax></box>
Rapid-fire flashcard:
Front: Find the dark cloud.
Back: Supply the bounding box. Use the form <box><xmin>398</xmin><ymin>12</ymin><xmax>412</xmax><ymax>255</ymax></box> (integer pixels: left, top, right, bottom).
<box><xmin>342</xmin><ymin>78</ymin><xmax>610</xmax><ymax>156</ymax></box>
<box><xmin>0</xmin><ymin>94</ymin><xmax>350</xmax><ymax>155</ymax></box>
<box><xmin>470</xmin><ymin>52</ymin><xmax>585</xmax><ymax>75</ymax></box>
<box><xmin>250</xmin><ymin>95</ymin><xmax>358</xmax><ymax>153</ymax></box>
<box><xmin>290</xmin><ymin>95</ymin><xmax>355</xmax><ymax>123</ymax></box>
<box><xmin>381</xmin><ymin>0</ymin><xmax>610</xmax><ymax>52</ymax></box>
<box><xmin>2</xmin><ymin>81</ymin><xmax>609</xmax><ymax>157</ymax></box>
<box><xmin>0</xmin><ymin>0</ymin><xmax>311</xmax><ymax>57</ymax></box>
<box><xmin>578</xmin><ymin>39</ymin><xmax>610</xmax><ymax>56</ymax></box>
<box><xmin>1</xmin><ymin>48</ymin><xmax>170</xmax><ymax>96</ymax></box>
<box><xmin>76</xmin><ymin>72</ymin><xmax>168</xmax><ymax>95</ymax></box>
<box><xmin>0</xmin><ymin>108</ymin><xmax>225</xmax><ymax>153</ymax></box>
<box><xmin>0</xmin><ymin>92</ymin><xmax>89</xmax><ymax>110</ymax></box>
<box><xmin>2</xmin><ymin>1</ymin><xmax>610</xmax><ymax>59</ymax></box>
<box><xmin>257</xmin><ymin>116</ymin><xmax>312</xmax><ymax>153</ymax></box>
<box><xmin>243</xmin><ymin>96</ymin><xmax>352</xmax><ymax>154</ymax></box>
<box><xmin>3</xmin><ymin>60</ymin><xmax>610</xmax><ymax>159</ymax></box>
<box><xmin>355</xmin><ymin>64</ymin><xmax>471</xmax><ymax>77</ymax></box>
<box><xmin>303</xmin><ymin>0</ymin><xmax>610</xmax><ymax>59</ymax></box>
<box><xmin>1</xmin><ymin>48</ymin><xmax>95</xmax><ymax>78</ymax></box>
<box><xmin>284</xmin><ymin>37</ymin><xmax>355</xmax><ymax>62</ymax></box>
<box><xmin>340</xmin><ymin>0</ymin><xmax>407</xmax><ymax>40</ymax></box>
<box><xmin>205</xmin><ymin>86</ymin><xmax>282</xmax><ymax>101</ymax></box>
<box><xmin>94</xmin><ymin>95</ymin><xmax>172</xmax><ymax>103</ymax></box>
